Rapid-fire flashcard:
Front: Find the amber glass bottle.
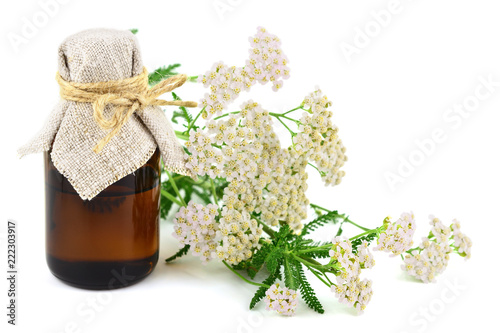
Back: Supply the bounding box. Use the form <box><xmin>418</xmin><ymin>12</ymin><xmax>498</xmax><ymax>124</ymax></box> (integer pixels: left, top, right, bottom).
<box><xmin>44</xmin><ymin>148</ymin><xmax>161</xmax><ymax>289</ymax></box>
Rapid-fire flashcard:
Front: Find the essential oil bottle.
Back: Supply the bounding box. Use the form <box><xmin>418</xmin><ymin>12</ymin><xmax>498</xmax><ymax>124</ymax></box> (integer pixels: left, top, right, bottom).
<box><xmin>44</xmin><ymin>149</ymin><xmax>161</xmax><ymax>289</ymax></box>
<box><xmin>18</xmin><ymin>29</ymin><xmax>193</xmax><ymax>290</ymax></box>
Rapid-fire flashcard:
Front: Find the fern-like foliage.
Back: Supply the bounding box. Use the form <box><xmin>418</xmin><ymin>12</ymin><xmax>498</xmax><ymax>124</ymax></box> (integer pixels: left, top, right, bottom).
<box><xmin>263</xmin><ymin>224</ymin><xmax>295</xmax><ymax>275</ymax></box>
<box><xmin>247</xmin><ymin>242</ymin><xmax>272</xmax><ymax>279</ymax></box>
<box><xmin>301</xmin><ymin>210</ymin><xmax>343</xmax><ymax>237</ymax></box>
<box><xmin>148</xmin><ymin>64</ymin><xmax>181</xmax><ymax>86</ymax></box>
<box><xmin>301</xmin><ymin>248</ymin><xmax>331</xmax><ymax>259</ymax></box>
<box><xmin>274</xmin><ymin>224</ymin><xmax>294</xmax><ymax>243</ymax></box>
<box><xmin>336</xmin><ymin>223</ymin><xmax>344</xmax><ymax>236</ymax></box>
<box><xmin>297</xmin><ymin>241</ymin><xmax>331</xmax><ymax>259</ymax></box>
<box><xmin>265</xmin><ymin>247</ymin><xmax>283</xmax><ymax>275</ymax></box>
<box><xmin>165</xmin><ymin>244</ymin><xmax>190</xmax><ymax>263</ymax></box>
<box><xmin>284</xmin><ymin>257</ymin><xmax>298</xmax><ymax>290</ymax></box>
<box><xmin>294</xmin><ymin>261</ymin><xmax>325</xmax><ymax>314</ymax></box>
<box><xmin>249</xmin><ymin>270</ymin><xmax>280</xmax><ymax>310</ymax></box>
<box><xmin>170</xmin><ymin>92</ymin><xmax>194</xmax><ymax>127</ymax></box>
<box><xmin>352</xmin><ymin>232</ymin><xmax>378</xmax><ymax>254</ymax></box>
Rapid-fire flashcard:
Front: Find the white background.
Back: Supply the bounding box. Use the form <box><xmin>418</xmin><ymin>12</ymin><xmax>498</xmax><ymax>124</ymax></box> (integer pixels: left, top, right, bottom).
<box><xmin>1</xmin><ymin>0</ymin><xmax>498</xmax><ymax>332</ymax></box>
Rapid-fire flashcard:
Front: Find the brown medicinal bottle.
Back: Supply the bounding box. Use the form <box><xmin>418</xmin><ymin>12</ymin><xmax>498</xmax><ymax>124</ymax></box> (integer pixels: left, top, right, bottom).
<box><xmin>44</xmin><ymin>148</ymin><xmax>161</xmax><ymax>290</ymax></box>
<box><xmin>18</xmin><ymin>29</ymin><xmax>193</xmax><ymax>290</ymax></box>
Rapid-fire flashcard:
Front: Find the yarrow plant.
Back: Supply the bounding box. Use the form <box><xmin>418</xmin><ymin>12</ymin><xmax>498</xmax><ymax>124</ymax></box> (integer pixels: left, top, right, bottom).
<box><xmin>145</xmin><ymin>27</ymin><xmax>472</xmax><ymax>316</ymax></box>
<box><xmin>197</xmin><ymin>27</ymin><xmax>289</xmax><ymax>120</ymax></box>
<box><xmin>172</xmin><ymin>201</ymin><xmax>219</xmax><ymax>264</ymax></box>
<box><xmin>374</xmin><ymin>212</ymin><xmax>416</xmax><ymax>256</ymax></box>
<box><xmin>401</xmin><ymin>215</ymin><xmax>472</xmax><ymax>283</ymax></box>
<box><xmin>264</xmin><ymin>283</ymin><xmax>298</xmax><ymax>316</ymax></box>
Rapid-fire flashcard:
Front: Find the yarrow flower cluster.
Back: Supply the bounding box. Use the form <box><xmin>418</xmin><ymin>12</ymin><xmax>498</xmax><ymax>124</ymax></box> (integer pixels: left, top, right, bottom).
<box><xmin>402</xmin><ymin>242</ymin><xmax>449</xmax><ymax>284</ymax></box>
<box><xmin>162</xmin><ymin>26</ymin><xmax>472</xmax><ymax>317</ymax></box>
<box><xmin>185</xmin><ymin>101</ymin><xmax>281</xmax><ymax>264</ymax></box>
<box><xmin>451</xmin><ymin>219</ymin><xmax>472</xmax><ymax>259</ymax></box>
<box><xmin>247</xmin><ymin>27</ymin><xmax>290</xmax><ymax>91</ymax></box>
<box><xmin>401</xmin><ymin>215</ymin><xmax>472</xmax><ymax>283</ymax></box>
<box><xmin>329</xmin><ymin>237</ymin><xmax>374</xmax><ymax>313</ymax></box>
<box><xmin>186</xmin><ymin>90</ymin><xmax>347</xmax><ymax>234</ymax></box>
<box><xmin>357</xmin><ymin>241</ymin><xmax>376</xmax><ymax>269</ymax></box>
<box><xmin>214</xmin><ymin>206</ymin><xmax>262</xmax><ymax>265</ymax></box>
<box><xmin>198</xmin><ymin>27</ymin><xmax>290</xmax><ymax>120</ymax></box>
<box><xmin>185</xmin><ymin>100</ymin><xmax>311</xmax><ymax>257</ymax></box>
<box><xmin>172</xmin><ymin>202</ymin><xmax>219</xmax><ymax>263</ymax></box>
<box><xmin>185</xmin><ymin>101</ymin><xmax>280</xmax><ymax>182</ymax></box>
<box><xmin>264</xmin><ymin>283</ymin><xmax>298</xmax><ymax>316</ymax></box>
<box><xmin>374</xmin><ymin>212</ymin><xmax>416</xmax><ymax>256</ymax></box>
<box><xmin>295</xmin><ymin>89</ymin><xmax>347</xmax><ymax>186</ymax></box>
<box><xmin>257</xmin><ymin>149</ymin><xmax>309</xmax><ymax>232</ymax></box>
<box><xmin>186</xmin><ymin>30</ymin><xmax>347</xmax><ymax>239</ymax></box>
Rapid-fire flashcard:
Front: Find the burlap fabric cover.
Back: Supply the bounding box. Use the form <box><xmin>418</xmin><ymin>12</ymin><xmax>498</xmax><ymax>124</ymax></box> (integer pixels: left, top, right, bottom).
<box><xmin>18</xmin><ymin>28</ymin><xmax>191</xmax><ymax>200</ymax></box>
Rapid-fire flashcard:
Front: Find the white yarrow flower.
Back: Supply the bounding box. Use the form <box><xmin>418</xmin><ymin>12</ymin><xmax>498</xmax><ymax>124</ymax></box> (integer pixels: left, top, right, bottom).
<box><xmin>172</xmin><ymin>201</ymin><xmax>220</xmax><ymax>264</ymax></box>
<box><xmin>264</xmin><ymin>283</ymin><xmax>298</xmax><ymax>316</ymax></box>
<box><xmin>401</xmin><ymin>215</ymin><xmax>471</xmax><ymax>283</ymax></box>
<box><xmin>374</xmin><ymin>212</ymin><xmax>416</xmax><ymax>256</ymax></box>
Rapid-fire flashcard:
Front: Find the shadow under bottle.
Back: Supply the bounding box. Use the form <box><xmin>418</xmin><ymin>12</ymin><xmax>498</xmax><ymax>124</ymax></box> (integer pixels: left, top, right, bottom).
<box><xmin>45</xmin><ymin>148</ymin><xmax>161</xmax><ymax>290</ymax></box>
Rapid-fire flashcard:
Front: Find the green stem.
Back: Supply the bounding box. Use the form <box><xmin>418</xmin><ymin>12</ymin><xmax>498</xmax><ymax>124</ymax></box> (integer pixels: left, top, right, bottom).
<box><xmin>349</xmin><ymin>228</ymin><xmax>380</xmax><ymax>241</ymax></box>
<box><xmin>310</xmin><ymin>203</ymin><xmax>330</xmax><ymax>212</ymax></box>
<box><xmin>297</xmin><ymin>255</ymin><xmax>324</xmax><ymax>267</ymax></box>
<box><xmin>284</xmin><ymin>256</ymin><xmax>297</xmax><ymax>290</ymax></box>
<box><xmin>175</xmin><ymin>131</ymin><xmax>190</xmax><ymax>141</ymax></box>
<box><xmin>269</xmin><ymin>112</ymin><xmax>301</xmax><ymax>124</ymax></box>
<box><xmin>291</xmin><ymin>254</ymin><xmax>324</xmax><ymax>270</ymax></box>
<box><xmin>307</xmin><ymin>163</ymin><xmax>326</xmax><ymax>177</ymax></box>
<box><xmin>213</xmin><ymin>111</ymin><xmax>241</xmax><ymax>120</ymax></box>
<box><xmin>406</xmin><ymin>246</ymin><xmax>422</xmax><ymax>254</ymax></box>
<box><xmin>213</xmin><ymin>106</ymin><xmax>303</xmax><ymax>123</ymax></box>
<box><xmin>306</xmin><ymin>266</ymin><xmax>332</xmax><ymax>288</ymax></box>
<box><xmin>255</xmin><ymin>219</ymin><xmax>275</xmax><ymax>238</ymax></box>
<box><xmin>172</xmin><ymin>175</ymin><xmax>211</xmax><ymax>190</ymax></box>
<box><xmin>210</xmin><ymin>178</ymin><xmax>219</xmax><ymax>206</ymax></box>
<box><xmin>310</xmin><ymin>204</ymin><xmax>370</xmax><ymax>232</ymax></box>
<box><xmin>223</xmin><ymin>261</ymin><xmax>269</xmax><ymax>288</ymax></box>
<box><xmin>275</xmin><ymin>116</ymin><xmax>297</xmax><ymax>137</ymax></box>
<box><xmin>186</xmin><ymin>106</ymin><xmax>205</xmax><ymax>133</ymax></box>
<box><xmin>166</xmin><ymin>170</ymin><xmax>187</xmax><ymax>207</ymax></box>
<box><xmin>161</xmin><ymin>189</ymin><xmax>183</xmax><ymax>207</ymax></box>
<box><xmin>345</xmin><ymin>220</ymin><xmax>370</xmax><ymax>232</ymax></box>
<box><xmin>282</xmin><ymin>106</ymin><xmax>306</xmax><ymax>116</ymax></box>
<box><xmin>322</xmin><ymin>271</ymin><xmax>334</xmax><ymax>286</ymax></box>
<box><xmin>296</xmin><ymin>244</ymin><xmax>332</xmax><ymax>255</ymax></box>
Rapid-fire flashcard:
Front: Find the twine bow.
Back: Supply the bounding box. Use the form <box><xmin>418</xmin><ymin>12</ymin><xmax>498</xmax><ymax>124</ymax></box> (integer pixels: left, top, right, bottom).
<box><xmin>56</xmin><ymin>67</ymin><xmax>197</xmax><ymax>153</ymax></box>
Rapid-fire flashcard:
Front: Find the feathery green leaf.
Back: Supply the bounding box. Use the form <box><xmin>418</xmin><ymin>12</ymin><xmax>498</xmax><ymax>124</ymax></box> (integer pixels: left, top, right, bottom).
<box><xmin>249</xmin><ymin>270</ymin><xmax>279</xmax><ymax>310</ymax></box>
<box><xmin>165</xmin><ymin>244</ymin><xmax>190</xmax><ymax>263</ymax></box>
<box><xmin>294</xmin><ymin>261</ymin><xmax>325</xmax><ymax>314</ymax></box>
<box><xmin>284</xmin><ymin>257</ymin><xmax>298</xmax><ymax>290</ymax></box>
<box><xmin>171</xmin><ymin>92</ymin><xmax>194</xmax><ymax>126</ymax></box>
<box><xmin>352</xmin><ymin>232</ymin><xmax>378</xmax><ymax>254</ymax></box>
<box><xmin>265</xmin><ymin>247</ymin><xmax>283</xmax><ymax>275</ymax></box>
<box><xmin>247</xmin><ymin>242</ymin><xmax>272</xmax><ymax>278</ymax></box>
<box><xmin>148</xmin><ymin>64</ymin><xmax>181</xmax><ymax>86</ymax></box>
<box><xmin>301</xmin><ymin>210</ymin><xmax>343</xmax><ymax>237</ymax></box>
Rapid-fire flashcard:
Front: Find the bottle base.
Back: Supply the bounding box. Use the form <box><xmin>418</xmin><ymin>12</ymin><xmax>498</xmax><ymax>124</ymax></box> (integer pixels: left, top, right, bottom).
<box><xmin>46</xmin><ymin>251</ymin><xmax>159</xmax><ymax>290</ymax></box>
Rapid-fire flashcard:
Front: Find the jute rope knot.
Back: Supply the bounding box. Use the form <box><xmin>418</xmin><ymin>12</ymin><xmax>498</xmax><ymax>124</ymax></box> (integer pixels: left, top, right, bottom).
<box><xmin>56</xmin><ymin>67</ymin><xmax>197</xmax><ymax>153</ymax></box>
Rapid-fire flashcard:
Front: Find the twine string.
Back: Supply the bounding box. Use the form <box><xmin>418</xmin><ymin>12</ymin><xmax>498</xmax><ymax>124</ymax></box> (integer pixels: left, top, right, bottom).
<box><xmin>56</xmin><ymin>67</ymin><xmax>197</xmax><ymax>153</ymax></box>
